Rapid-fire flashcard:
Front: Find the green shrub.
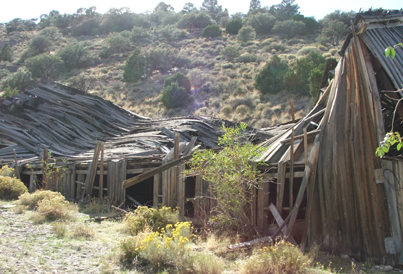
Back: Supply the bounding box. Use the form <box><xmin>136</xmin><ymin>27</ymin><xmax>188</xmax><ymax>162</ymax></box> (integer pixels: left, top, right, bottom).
<box><xmin>57</xmin><ymin>42</ymin><xmax>89</xmax><ymax>70</ymax></box>
<box><xmin>237</xmin><ymin>26</ymin><xmax>256</xmax><ymax>44</ymax></box>
<box><xmin>123</xmin><ymin>48</ymin><xmax>145</xmax><ymax>83</ymax></box>
<box><xmin>120</xmin><ymin>222</ymin><xmax>193</xmax><ymax>268</ymax></box>
<box><xmin>225</xmin><ymin>19</ymin><xmax>242</xmax><ymax>34</ymax></box>
<box><xmin>71</xmin><ymin>18</ymin><xmax>100</xmax><ymax>36</ymax></box>
<box><xmin>265</xmin><ymin>42</ymin><xmax>287</xmax><ymax>52</ymax></box>
<box><xmin>243</xmin><ymin>12</ymin><xmax>276</xmax><ymax>34</ymax></box>
<box><xmin>221</xmin><ymin>45</ymin><xmax>240</xmax><ymax>62</ymax></box>
<box><xmin>0</xmin><ymin>175</ymin><xmax>28</xmax><ymax>200</ymax></box>
<box><xmin>273</xmin><ymin>20</ymin><xmax>306</xmax><ymax>38</ymax></box>
<box><xmin>292</xmin><ymin>14</ymin><xmax>318</xmax><ymax>34</ymax></box>
<box><xmin>308</xmin><ymin>63</ymin><xmax>325</xmax><ymax>100</ymax></box>
<box><xmin>238</xmin><ymin>53</ymin><xmax>257</xmax><ymax>63</ymax></box>
<box><xmin>319</xmin><ymin>19</ymin><xmax>348</xmax><ymax>46</ymax></box>
<box><xmin>177</xmin><ymin>11</ymin><xmax>212</xmax><ymax>29</ymax></box>
<box><xmin>25</xmin><ymin>53</ymin><xmax>62</xmax><ymax>79</ymax></box>
<box><xmin>39</xmin><ymin>27</ymin><xmax>61</xmax><ymax>41</ymax></box>
<box><xmin>131</xmin><ymin>26</ymin><xmax>149</xmax><ymax>39</ymax></box>
<box><xmin>0</xmin><ymin>87</ymin><xmax>19</xmax><ymax>99</ymax></box>
<box><xmin>164</xmin><ymin>72</ymin><xmax>191</xmax><ymax>91</ymax></box>
<box><xmin>0</xmin><ymin>43</ymin><xmax>13</xmax><ymax>62</ymax></box>
<box><xmin>67</xmin><ymin>73</ymin><xmax>96</xmax><ymax>92</ymax></box>
<box><xmin>202</xmin><ymin>25</ymin><xmax>222</xmax><ymax>38</ymax></box>
<box><xmin>240</xmin><ymin>239</ymin><xmax>312</xmax><ymax>274</ymax></box>
<box><xmin>123</xmin><ymin>206</ymin><xmax>179</xmax><ymax>235</ymax></box>
<box><xmin>0</xmin><ymin>165</ymin><xmax>15</xmax><ymax>177</ymax></box>
<box><xmin>254</xmin><ymin>55</ymin><xmax>289</xmax><ymax>94</ymax></box>
<box><xmin>188</xmin><ymin>68</ymin><xmax>206</xmax><ymax>88</ymax></box>
<box><xmin>29</xmin><ymin>35</ymin><xmax>52</xmax><ymax>55</ymax></box>
<box><xmin>146</xmin><ymin>46</ymin><xmax>179</xmax><ymax>73</ymax></box>
<box><xmin>106</xmin><ymin>31</ymin><xmax>131</xmax><ymax>53</ymax></box>
<box><xmin>284</xmin><ymin>51</ymin><xmax>326</xmax><ymax>96</ymax></box>
<box><xmin>161</xmin><ymin>82</ymin><xmax>190</xmax><ymax>109</ymax></box>
<box><xmin>1</xmin><ymin>67</ymin><xmax>34</xmax><ymax>92</ymax></box>
<box><xmin>297</xmin><ymin>46</ymin><xmax>320</xmax><ymax>56</ymax></box>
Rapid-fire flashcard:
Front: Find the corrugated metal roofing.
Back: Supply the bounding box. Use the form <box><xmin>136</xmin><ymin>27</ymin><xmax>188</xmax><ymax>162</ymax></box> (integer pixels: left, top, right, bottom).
<box><xmin>361</xmin><ymin>25</ymin><xmax>403</xmax><ymax>90</ymax></box>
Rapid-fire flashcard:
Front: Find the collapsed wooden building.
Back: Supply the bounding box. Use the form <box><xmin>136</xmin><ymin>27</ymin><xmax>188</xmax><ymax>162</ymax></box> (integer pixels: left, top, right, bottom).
<box><xmin>0</xmin><ymin>83</ymin><xmax>273</xmax><ymax>213</ymax></box>
<box><xmin>2</xmin><ymin>10</ymin><xmax>403</xmax><ymax>265</ymax></box>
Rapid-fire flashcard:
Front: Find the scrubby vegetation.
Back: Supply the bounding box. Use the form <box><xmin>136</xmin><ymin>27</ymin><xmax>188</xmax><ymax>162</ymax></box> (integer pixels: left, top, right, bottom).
<box><xmin>0</xmin><ymin>166</ymin><xmax>28</xmax><ymax>200</ymax></box>
<box><xmin>0</xmin><ymin>0</ymin><xmax>355</xmax><ymax>128</ymax></box>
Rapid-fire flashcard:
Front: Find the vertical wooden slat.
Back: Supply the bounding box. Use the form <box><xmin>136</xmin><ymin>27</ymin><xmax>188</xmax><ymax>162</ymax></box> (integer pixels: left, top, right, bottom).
<box><xmin>13</xmin><ymin>149</ymin><xmax>20</xmax><ymax>179</ymax></box>
<box><xmin>276</xmin><ymin>162</ymin><xmax>287</xmax><ymax>213</ymax></box>
<box><xmin>290</xmin><ymin>100</ymin><xmax>295</xmax><ymax>123</ymax></box>
<box><xmin>195</xmin><ymin>175</ymin><xmax>202</xmax><ymax>218</ymax></box>
<box><xmin>303</xmin><ymin>127</ymin><xmax>308</xmax><ymax>166</ymax></box>
<box><xmin>29</xmin><ymin>174</ymin><xmax>35</xmax><ymax>192</ymax></box>
<box><xmin>99</xmin><ymin>142</ymin><xmax>105</xmax><ymax>198</ymax></box>
<box><xmin>286</xmin><ymin>135</ymin><xmax>320</xmax><ymax>237</ymax></box>
<box><xmin>153</xmin><ymin>174</ymin><xmax>160</xmax><ymax>207</ymax></box>
<box><xmin>178</xmin><ymin>164</ymin><xmax>185</xmax><ymax>215</ymax></box>
<box><xmin>289</xmin><ymin>129</ymin><xmax>294</xmax><ymax>210</ymax></box>
<box><xmin>121</xmin><ymin>160</ymin><xmax>127</xmax><ymax>205</ymax></box>
<box><xmin>69</xmin><ymin>164</ymin><xmax>76</xmax><ymax>200</ymax></box>
<box><xmin>42</xmin><ymin>147</ymin><xmax>48</xmax><ymax>188</ymax></box>
<box><xmin>76</xmin><ymin>174</ymin><xmax>84</xmax><ymax>200</ymax></box>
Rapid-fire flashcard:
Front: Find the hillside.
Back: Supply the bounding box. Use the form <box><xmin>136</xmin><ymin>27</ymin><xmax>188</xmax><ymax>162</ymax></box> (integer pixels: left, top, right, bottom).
<box><xmin>0</xmin><ymin>1</ymin><xmax>356</xmax><ymax>128</ymax></box>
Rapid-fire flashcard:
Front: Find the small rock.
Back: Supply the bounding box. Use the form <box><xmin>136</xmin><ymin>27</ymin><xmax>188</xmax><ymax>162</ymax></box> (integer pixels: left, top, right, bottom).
<box><xmin>384</xmin><ymin>265</ymin><xmax>393</xmax><ymax>271</ymax></box>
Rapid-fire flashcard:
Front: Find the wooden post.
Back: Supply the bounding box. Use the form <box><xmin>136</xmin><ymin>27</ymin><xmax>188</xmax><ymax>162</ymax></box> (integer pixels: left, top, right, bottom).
<box><xmin>290</xmin><ymin>100</ymin><xmax>295</xmax><ymax>123</ymax></box>
<box><xmin>76</xmin><ymin>174</ymin><xmax>85</xmax><ymax>200</ymax></box>
<box><xmin>276</xmin><ymin>162</ymin><xmax>287</xmax><ymax>213</ymax></box>
<box><xmin>286</xmin><ymin>135</ymin><xmax>320</xmax><ymax>238</ymax></box>
<box><xmin>173</xmin><ymin>133</ymin><xmax>180</xmax><ymax>209</ymax></box>
<box><xmin>42</xmin><ymin>147</ymin><xmax>48</xmax><ymax>188</ymax></box>
<box><xmin>303</xmin><ymin>127</ymin><xmax>308</xmax><ymax>166</ymax></box>
<box><xmin>289</xmin><ymin>129</ymin><xmax>294</xmax><ymax>210</ymax></box>
<box><xmin>29</xmin><ymin>174</ymin><xmax>35</xmax><ymax>192</ymax></box>
<box><xmin>13</xmin><ymin>149</ymin><xmax>20</xmax><ymax>179</ymax></box>
<box><xmin>99</xmin><ymin>142</ymin><xmax>105</xmax><ymax>198</ymax></box>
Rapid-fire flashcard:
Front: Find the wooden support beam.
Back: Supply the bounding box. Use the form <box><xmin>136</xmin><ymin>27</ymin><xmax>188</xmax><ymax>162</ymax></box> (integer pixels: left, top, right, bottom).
<box><xmin>228</xmin><ymin>209</ymin><xmax>294</xmax><ymax>250</ymax></box>
<box><xmin>290</xmin><ymin>100</ymin><xmax>295</xmax><ymax>123</ymax></box>
<box><xmin>286</xmin><ymin>135</ymin><xmax>320</xmax><ymax>238</ymax></box>
<box><xmin>281</xmin><ymin>129</ymin><xmax>320</xmax><ymax>144</ymax></box>
<box><xmin>289</xmin><ymin>129</ymin><xmax>294</xmax><ymax>210</ymax></box>
<box><xmin>269</xmin><ymin>203</ymin><xmax>297</xmax><ymax>245</ymax></box>
<box><xmin>122</xmin><ymin>155</ymin><xmax>192</xmax><ymax>189</ymax></box>
<box><xmin>304</xmin><ymin>127</ymin><xmax>308</xmax><ymax>166</ymax></box>
<box><xmin>13</xmin><ymin>149</ymin><xmax>20</xmax><ymax>179</ymax></box>
<box><xmin>82</xmin><ymin>141</ymin><xmax>101</xmax><ymax>200</ymax></box>
<box><xmin>184</xmin><ymin>136</ymin><xmax>198</xmax><ymax>156</ymax></box>
<box><xmin>99</xmin><ymin>142</ymin><xmax>105</xmax><ymax>198</ymax></box>
<box><xmin>276</xmin><ymin>162</ymin><xmax>287</xmax><ymax>213</ymax></box>
<box><xmin>127</xmin><ymin>194</ymin><xmax>143</xmax><ymax>206</ymax></box>
<box><xmin>29</xmin><ymin>174</ymin><xmax>35</xmax><ymax>192</ymax></box>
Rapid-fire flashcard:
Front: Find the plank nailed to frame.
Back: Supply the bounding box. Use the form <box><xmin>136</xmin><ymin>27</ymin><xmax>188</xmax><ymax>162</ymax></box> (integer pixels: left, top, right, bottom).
<box><xmin>121</xmin><ymin>154</ymin><xmax>192</xmax><ymax>189</ymax></box>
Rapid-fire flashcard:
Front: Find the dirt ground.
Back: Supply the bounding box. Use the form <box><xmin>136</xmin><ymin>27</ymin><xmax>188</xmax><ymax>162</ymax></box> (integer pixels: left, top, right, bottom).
<box><xmin>0</xmin><ymin>202</ymin><xmax>124</xmax><ymax>274</ymax></box>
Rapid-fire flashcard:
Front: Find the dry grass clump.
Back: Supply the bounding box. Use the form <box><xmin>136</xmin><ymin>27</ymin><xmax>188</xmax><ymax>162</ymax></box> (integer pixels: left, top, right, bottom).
<box><xmin>72</xmin><ymin>224</ymin><xmax>95</xmax><ymax>239</ymax></box>
<box><xmin>52</xmin><ymin>222</ymin><xmax>67</xmax><ymax>237</ymax></box>
<box><xmin>17</xmin><ymin>189</ymin><xmax>63</xmax><ymax>209</ymax></box>
<box><xmin>181</xmin><ymin>252</ymin><xmax>225</xmax><ymax>274</ymax></box>
<box><xmin>80</xmin><ymin>196</ymin><xmax>114</xmax><ymax>215</ymax></box>
<box><xmin>17</xmin><ymin>190</ymin><xmax>78</xmax><ymax>223</ymax></box>
<box><xmin>239</xmin><ymin>239</ymin><xmax>313</xmax><ymax>274</ymax></box>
